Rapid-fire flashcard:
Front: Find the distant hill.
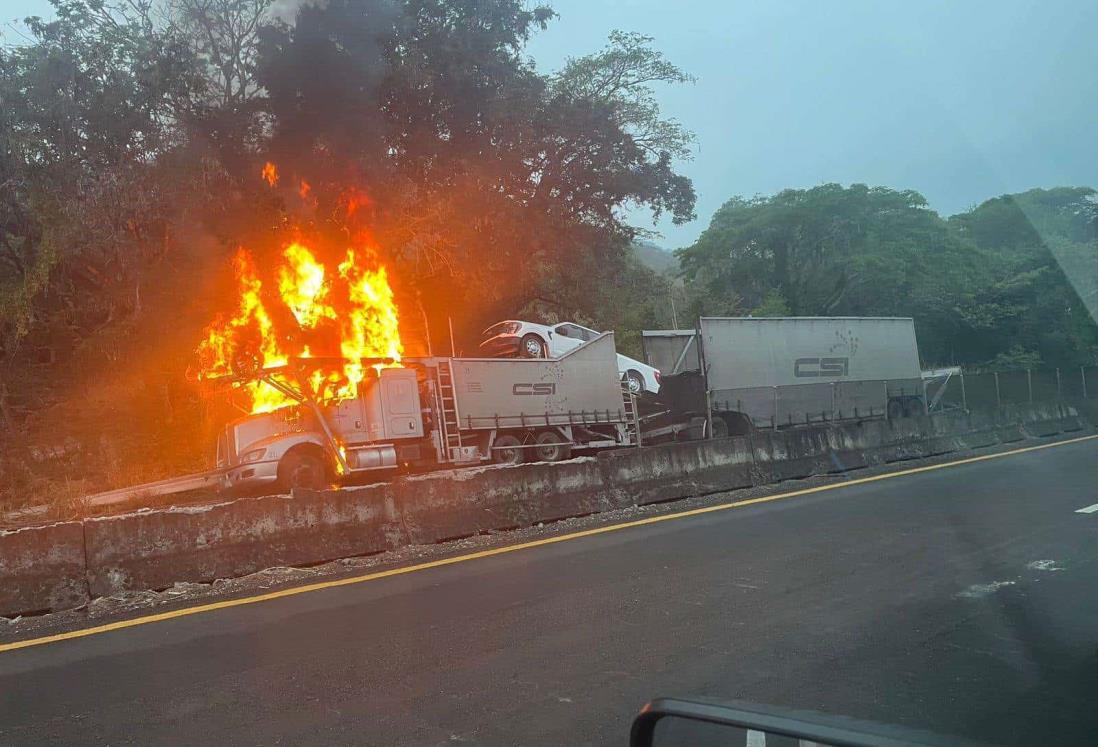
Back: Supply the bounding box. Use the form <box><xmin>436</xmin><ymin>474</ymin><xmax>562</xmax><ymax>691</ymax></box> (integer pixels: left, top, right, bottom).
<box><xmin>632</xmin><ymin>240</ymin><xmax>679</xmax><ymax>274</ymax></box>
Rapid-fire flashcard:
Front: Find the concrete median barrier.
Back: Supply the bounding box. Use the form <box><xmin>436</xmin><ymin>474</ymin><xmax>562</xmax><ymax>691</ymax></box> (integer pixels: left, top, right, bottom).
<box><xmin>1072</xmin><ymin>399</ymin><xmax>1098</xmax><ymax>428</ymax></box>
<box><xmin>754</xmin><ymin>427</ymin><xmax>829</xmax><ymax>481</ymax></box>
<box><xmin>4</xmin><ymin>399</ymin><xmax>1089</xmax><ymax>609</ymax></box>
<box><xmin>1059</xmin><ymin>404</ymin><xmax>1088</xmax><ymax>432</ymax></box>
<box><xmin>1034</xmin><ymin>403</ymin><xmax>1087</xmax><ymax>434</ymax></box>
<box><xmin>599</xmin><ymin>437</ymin><xmax>757</xmax><ymax>506</ymax></box>
<box><xmin>0</xmin><ymin>521</ymin><xmax>88</xmax><ymax>617</ymax></box>
<box><xmin>1020</xmin><ymin>415</ymin><xmax>1065</xmax><ymax>438</ymax></box>
<box><xmin>955</xmin><ymin>411</ymin><xmax>1002</xmax><ymax>450</ymax></box>
<box><xmin>392</xmin><ymin>458</ymin><xmax>610</xmax><ymax>544</ymax></box>
<box><xmin>872</xmin><ymin>418</ymin><xmax>934</xmax><ymax>464</ymax></box>
<box><xmin>85</xmin><ymin>482</ymin><xmax>400</xmax><ymax>596</ymax></box>
<box><xmin>954</xmin><ymin>426</ymin><xmax>999</xmax><ymax>450</ymax></box>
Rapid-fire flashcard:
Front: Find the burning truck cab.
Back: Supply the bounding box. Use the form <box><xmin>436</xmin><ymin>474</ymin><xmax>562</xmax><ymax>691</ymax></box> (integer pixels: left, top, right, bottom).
<box><xmin>217</xmin><ymin>366</ymin><xmax>425</xmax><ymax>493</ymax></box>
<box><xmin>215</xmin><ymin>334</ymin><xmax>641</xmax><ymax>494</ymax></box>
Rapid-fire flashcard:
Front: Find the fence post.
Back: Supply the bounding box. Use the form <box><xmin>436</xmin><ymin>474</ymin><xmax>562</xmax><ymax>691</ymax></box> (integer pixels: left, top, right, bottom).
<box><xmin>1084</xmin><ymin>366</ymin><xmax>1089</xmax><ymax>399</ymax></box>
<box><xmin>994</xmin><ymin>372</ymin><xmax>1001</xmax><ymax>408</ymax></box>
<box><xmin>960</xmin><ymin>371</ymin><xmax>968</xmax><ymax>412</ymax></box>
<box><xmin>705</xmin><ymin>389</ymin><xmax>713</xmax><ymax>439</ymax></box>
<box><xmin>1056</xmin><ymin>368</ymin><xmax>1061</xmax><ymax>400</ymax></box>
<box><xmin>772</xmin><ymin>386</ymin><xmax>779</xmax><ymax>431</ymax></box>
<box><xmin>830</xmin><ymin>382</ymin><xmax>836</xmax><ymax>421</ymax></box>
<box><xmin>1027</xmin><ymin>369</ymin><xmax>1033</xmax><ymax>403</ymax></box>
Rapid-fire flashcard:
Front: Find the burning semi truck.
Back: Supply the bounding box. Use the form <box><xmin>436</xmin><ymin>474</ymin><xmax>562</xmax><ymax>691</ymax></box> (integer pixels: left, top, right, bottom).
<box><xmin>194</xmin><ymin>229</ymin><xmax>639</xmax><ymax>494</ymax></box>
<box><xmin>213</xmin><ymin>334</ymin><xmax>639</xmax><ymax>493</ymax></box>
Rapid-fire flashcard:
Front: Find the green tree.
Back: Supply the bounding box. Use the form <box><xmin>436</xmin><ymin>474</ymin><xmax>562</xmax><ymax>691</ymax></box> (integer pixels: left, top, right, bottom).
<box><xmin>1</xmin><ymin>0</ymin><xmax>200</xmax><ymax>364</ymax></box>
<box><xmin>948</xmin><ymin>188</ymin><xmax>1098</xmax><ymax>366</ymax></box>
<box><xmin>678</xmin><ymin>184</ymin><xmax>1098</xmax><ymax>368</ymax></box>
<box><xmin>677</xmin><ymin>184</ymin><xmax>984</xmax><ymax>363</ymax></box>
<box><xmin>750</xmin><ymin>289</ymin><xmax>790</xmax><ymax>316</ymax></box>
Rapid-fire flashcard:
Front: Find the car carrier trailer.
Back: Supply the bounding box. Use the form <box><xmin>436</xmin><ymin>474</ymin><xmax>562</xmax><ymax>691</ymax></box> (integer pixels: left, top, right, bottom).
<box><xmin>215</xmin><ymin>332</ymin><xmax>640</xmax><ymax>493</ymax></box>
<box><xmin>641</xmin><ymin>317</ymin><xmax>926</xmax><ymax>437</ymax></box>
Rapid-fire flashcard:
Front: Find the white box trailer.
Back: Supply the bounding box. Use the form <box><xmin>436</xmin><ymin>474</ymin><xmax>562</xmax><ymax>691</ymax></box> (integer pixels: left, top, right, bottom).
<box><xmin>642</xmin><ymin>317</ymin><xmax>925</xmax><ymax>431</ymax></box>
<box><xmin>448</xmin><ymin>332</ymin><xmax>628</xmax><ymax>432</ymax></box>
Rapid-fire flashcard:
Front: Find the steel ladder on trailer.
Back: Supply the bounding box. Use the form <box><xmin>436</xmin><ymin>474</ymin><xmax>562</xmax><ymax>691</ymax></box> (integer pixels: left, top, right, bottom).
<box><xmin>435</xmin><ymin>360</ymin><xmax>463</xmax><ymax>458</ymax></box>
<box><xmin>621</xmin><ymin>384</ymin><xmax>642</xmax><ymax>447</ymax></box>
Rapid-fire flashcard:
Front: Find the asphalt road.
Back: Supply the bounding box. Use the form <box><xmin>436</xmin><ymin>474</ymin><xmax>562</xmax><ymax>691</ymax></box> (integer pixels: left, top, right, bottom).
<box><xmin>3</xmin><ymin>438</ymin><xmax>1098</xmax><ymax>745</ymax></box>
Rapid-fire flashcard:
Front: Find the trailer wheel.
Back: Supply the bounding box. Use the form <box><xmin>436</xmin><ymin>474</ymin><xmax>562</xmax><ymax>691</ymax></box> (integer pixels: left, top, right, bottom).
<box><xmin>533</xmin><ymin>430</ymin><xmax>571</xmax><ymax>462</ymax></box>
<box><xmin>887</xmin><ymin>399</ymin><xmax>905</xmax><ymax>420</ymax></box>
<box><xmin>277</xmin><ymin>448</ymin><xmax>328</xmax><ymax>492</ymax></box>
<box><xmin>904</xmin><ymin>397</ymin><xmax>925</xmax><ymax>418</ymax></box>
<box><xmin>624</xmin><ymin>370</ymin><xmax>645</xmax><ymax>395</ymax></box>
<box><xmin>723</xmin><ymin>412</ymin><xmax>753</xmax><ymax>436</ymax></box>
<box><xmin>492</xmin><ymin>434</ymin><xmax>524</xmax><ymax>465</ymax></box>
<box><xmin>520</xmin><ymin>334</ymin><xmax>546</xmax><ymax>358</ymax></box>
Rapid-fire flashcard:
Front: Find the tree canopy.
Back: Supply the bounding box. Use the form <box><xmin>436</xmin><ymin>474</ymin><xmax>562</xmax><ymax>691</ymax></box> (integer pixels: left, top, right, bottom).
<box><xmin>677</xmin><ymin>184</ymin><xmax>1098</xmax><ymax>368</ymax></box>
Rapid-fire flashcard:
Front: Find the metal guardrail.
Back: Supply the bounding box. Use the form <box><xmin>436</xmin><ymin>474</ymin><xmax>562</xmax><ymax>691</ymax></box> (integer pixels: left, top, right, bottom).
<box><xmin>83</xmin><ymin>470</ymin><xmax>223</xmax><ymax>508</ymax></box>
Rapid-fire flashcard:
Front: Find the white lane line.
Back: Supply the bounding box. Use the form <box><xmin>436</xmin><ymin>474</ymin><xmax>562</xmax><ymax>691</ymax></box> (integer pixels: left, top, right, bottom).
<box><xmin>957</xmin><ymin>580</ymin><xmax>1016</xmax><ymax>599</ymax></box>
<box><xmin>1075</xmin><ymin>503</ymin><xmax>1098</xmax><ymax>514</ymax></box>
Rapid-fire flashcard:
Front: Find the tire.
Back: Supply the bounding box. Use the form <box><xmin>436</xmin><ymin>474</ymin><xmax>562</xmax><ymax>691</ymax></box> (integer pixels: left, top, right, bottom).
<box><xmin>533</xmin><ymin>429</ymin><xmax>571</xmax><ymax>462</ymax></box>
<box><xmin>710</xmin><ymin>416</ymin><xmax>729</xmax><ymax>439</ymax></box>
<box><xmin>277</xmin><ymin>449</ymin><xmax>328</xmax><ymax>492</ymax></box>
<box><xmin>624</xmin><ymin>370</ymin><xmax>645</xmax><ymax>395</ymax></box>
<box><xmin>724</xmin><ymin>412</ymin><xmax>752</xmax><ymax>436</ymax></box>
<box><xmin>905</xmin><ymin>397</ymin><xmax>925</xmax><ymax>418</ymax></box>
<box><xmin>887</xmin><ymin>399</ymin><xmax>905</xmax><ymax>420</ymax></box>
<box><xmin>520</xmin><ymin>334</ymin><xmax>546</xmax><ymax>358</ymax></box>
<box><xmin>492</xmin><ymin>434</ymin><xmax>524</xmax><ymax>465</ymax></box>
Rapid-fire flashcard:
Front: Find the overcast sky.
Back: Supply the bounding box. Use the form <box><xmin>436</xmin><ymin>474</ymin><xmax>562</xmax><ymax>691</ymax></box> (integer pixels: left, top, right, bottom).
<box><xmin>5</xmin><ymin>0</ymin><xmax>1097</xmax><ymax>249</ymax></box>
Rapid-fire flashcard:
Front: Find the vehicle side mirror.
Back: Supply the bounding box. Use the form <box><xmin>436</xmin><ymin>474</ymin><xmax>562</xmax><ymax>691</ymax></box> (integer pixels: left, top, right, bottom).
<box><xmin>631</xmin><ymin>698</ymin><xmax>979</xmax><ymax>747</ymax></box>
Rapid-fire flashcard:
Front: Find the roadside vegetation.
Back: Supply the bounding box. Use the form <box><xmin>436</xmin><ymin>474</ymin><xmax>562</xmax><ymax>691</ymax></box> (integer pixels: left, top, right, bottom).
<box><xmin>675</xmin><ymin>185</ymin><xmax>1098</xmax><ymax>369</ymax></box>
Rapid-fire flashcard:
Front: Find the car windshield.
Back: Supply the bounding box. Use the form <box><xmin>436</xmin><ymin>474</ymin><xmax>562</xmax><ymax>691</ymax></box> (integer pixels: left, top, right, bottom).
<box><xmin>1</xmin><ymin>1</ymin><xmax>1096</xmax><ymax>746</ymax></box>
<box><xmin>481</xmin><ymin>321</ymin><xmax>520</xmax><ymax>339</ymax></box>
<box><xmin>555</xmin><ymin>323</ymin><xmax>597</xmax><ymax>341</ymax></box>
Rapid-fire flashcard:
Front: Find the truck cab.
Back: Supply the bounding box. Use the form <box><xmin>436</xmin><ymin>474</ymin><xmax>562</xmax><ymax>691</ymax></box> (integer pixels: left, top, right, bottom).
<box><xmin>218</xmin><ymin>366</ymin><xmax>429</xmax><ymax>494</ymax></box>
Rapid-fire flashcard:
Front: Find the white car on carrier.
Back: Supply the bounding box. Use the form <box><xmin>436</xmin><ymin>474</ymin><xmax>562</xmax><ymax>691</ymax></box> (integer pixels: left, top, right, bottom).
<box><xmin>479</xmin><ymin>320</ymin><xmax>661</xmax><ymax>395</ymax></box>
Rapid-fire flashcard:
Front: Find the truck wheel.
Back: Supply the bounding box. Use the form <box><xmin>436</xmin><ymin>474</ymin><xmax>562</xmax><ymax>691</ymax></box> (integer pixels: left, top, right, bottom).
<box><xmin>904</xmin><ymin>397</ymin><xmax>925</xmax><ymax>418</ymax></box>
<box><xmin>492</xmin><ymin>434</ymin><xmax>524</xmax><ymax>465</ymax></box>
<box><xmin>624</xmin><ymin>370</ymin><xmax>645</xmax><ymax>394</ymax></box>
<box><xmin>533</xmin><ymin>430</ymin><xmax>571</xmax><ymax>462</ymax></box>
<box><xmin>520</xmin><ymin>334</ymin><xmax>546</xmax><ymax>358</ymax></box>
<box><xmin>724</xmin><ymin>412</ymin><xmax>752</xmax><ymax>436</ymax></box>
<box><xmin>710</xmin><ymin>416</ymin><xmax>729</xmax><ymax>439</ymax></box>
<box><xmin>277</xmin><ymin>449</ymin><xmax>328</xmax><ymax>492</ymax></box>
<box><xmin>887</xmin><ymin>399</ymin><xmax>905</xmax><ymax>420</ymax></box>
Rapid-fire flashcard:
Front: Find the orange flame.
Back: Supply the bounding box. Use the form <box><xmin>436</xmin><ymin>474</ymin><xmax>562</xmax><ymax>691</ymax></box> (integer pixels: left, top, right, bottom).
<box><xmin>262</xmin><ymin>162</ymin><xmax>279</xmax><ymax>187</ymax></box>
<box><xmin>341</xmin><ymin>188</ymin><xmax>372</xmax><ymax>218</ymax></box>
<box><xmin>196</xmin><ymin>240</ymin><xmax>403</xmax><ymax>414</ymax></box>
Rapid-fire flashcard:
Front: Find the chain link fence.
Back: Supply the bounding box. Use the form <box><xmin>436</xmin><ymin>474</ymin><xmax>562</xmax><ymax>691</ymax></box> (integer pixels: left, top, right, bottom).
<box><xmin>941</xmin><ymin>365</ymin><xmax>1097</xmax><ymax>410</ymax></box>
<box><xmin>711</xmin><ymin>365</ymin><xmax>1097</xmax><ymax>429</ymax></box>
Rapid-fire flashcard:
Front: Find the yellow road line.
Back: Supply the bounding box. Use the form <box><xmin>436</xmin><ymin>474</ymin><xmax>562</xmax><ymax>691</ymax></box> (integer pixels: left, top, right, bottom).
<box><xmin>3</xmin><ymin>432</ymin><xmax>1096</xmax><ymax>655</ymax></box>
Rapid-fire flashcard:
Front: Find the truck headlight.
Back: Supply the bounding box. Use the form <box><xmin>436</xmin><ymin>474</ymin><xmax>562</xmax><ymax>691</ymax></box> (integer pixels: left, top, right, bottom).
<box><xmin>240</xmin><ymin>448</ymin><xmax>267</xmax><ymax>464</ymax></box>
